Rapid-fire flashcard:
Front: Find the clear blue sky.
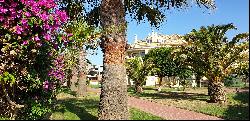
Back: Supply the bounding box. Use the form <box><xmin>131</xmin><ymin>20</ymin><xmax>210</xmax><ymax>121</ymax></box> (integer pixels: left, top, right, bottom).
<box><xmin>87</xmin><ymin>0</ymin><xmax>249</xmax><ymax>66</ymax></box>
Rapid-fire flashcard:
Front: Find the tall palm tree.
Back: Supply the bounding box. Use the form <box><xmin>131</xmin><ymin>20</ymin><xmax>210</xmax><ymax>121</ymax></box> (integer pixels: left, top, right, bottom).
<box><xmin>77</xmin><ymin>49</ymin><xmax>87</xmax><ymax>97</ymax></box>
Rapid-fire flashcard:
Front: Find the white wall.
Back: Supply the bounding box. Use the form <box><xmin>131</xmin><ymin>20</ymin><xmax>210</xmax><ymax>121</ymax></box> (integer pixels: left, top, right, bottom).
<box><xmin>146</xmin><ymin>76</ymin><xmax>158</xmax><ymax>86</ymax></box>
<box><xmin>90</xmin><ymin>81</ymin><xmax>99</xmax><ymax>85</ymax></box>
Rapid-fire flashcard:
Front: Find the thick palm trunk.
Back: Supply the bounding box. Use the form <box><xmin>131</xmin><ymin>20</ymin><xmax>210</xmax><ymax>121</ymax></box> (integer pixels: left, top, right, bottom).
<box><xmin>98</xmin><ymin>0</ymin><xmax>128</xmax><ymax>119</ymax></box>
<box><xmin>66</xmin><ymin>69</ymin><xmax>72</xmax><ymax>87</ymax></box>
<box><xmin>76</xmin><ymin>49</ymin><xmax>87</xmax><ymax>97</ymax></box>
<box><xmin>70</xmin><ymin>67</ymin><xmax>78</xmax><ymax>92</ymax></box>
<box><xmin>208</xmin><ymin>81</ymin><xmax>226</xmax><ymax>103</ymax></box>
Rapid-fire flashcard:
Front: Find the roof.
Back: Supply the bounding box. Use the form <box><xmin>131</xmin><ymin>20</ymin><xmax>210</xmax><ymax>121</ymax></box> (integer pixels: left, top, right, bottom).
<box><xmin>128</xmin><ymin>32</ymin><xmax>187</xmax><ymax>50</ymax></box>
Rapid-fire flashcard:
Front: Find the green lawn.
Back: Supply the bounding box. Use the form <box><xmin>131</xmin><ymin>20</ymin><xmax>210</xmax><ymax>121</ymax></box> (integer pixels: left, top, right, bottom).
<box><xmin>129</xmin><ymin>108</ymin><xmax>164</xmax><ymax>120</ymax></box>
<box><xmin>128</xmin><ymin>86</ymin><xmax>249</xmax><ymax>120</ymax></box>
<box><xmin>89</xmin><ymin>84</ymin><xmax>101</xmax><ymax>89</ymax></box>
<box><xmin>0</xmin><ymin>117</ymin><xmax>10</xmax><ymax>120</ymax></box>
<box><xmin>49</xmin><ymin>91</ymin><xmax>164</xmax><ymax>120</ymax></box>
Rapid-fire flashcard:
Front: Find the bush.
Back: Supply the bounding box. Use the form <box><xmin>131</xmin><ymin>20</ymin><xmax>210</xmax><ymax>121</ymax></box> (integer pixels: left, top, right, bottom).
<box><xmin>224</xmin><ymin>76</ymin><xmax>245</xmax><ymax>87</ymax></box>
<box><xmin>0</xmin><ymin>0</ymin><xmax>70</xmax><ymax>119</ymax></box>
<box><xmin>17</xmin><ymin>101</ymin><xmax>52</xmax><ymax>120</ymax></box>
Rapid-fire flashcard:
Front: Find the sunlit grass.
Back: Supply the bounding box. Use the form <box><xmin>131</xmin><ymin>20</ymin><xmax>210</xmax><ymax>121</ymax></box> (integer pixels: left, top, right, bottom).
<box><xmin>0</xmin><ymin>117</ymin><xmax>10</xmax><ymax>120</ymax></box>
<box><xmin>129</xmin><ymin>108</ymin><xmax>164</xmax><ymax>120</ymax></box>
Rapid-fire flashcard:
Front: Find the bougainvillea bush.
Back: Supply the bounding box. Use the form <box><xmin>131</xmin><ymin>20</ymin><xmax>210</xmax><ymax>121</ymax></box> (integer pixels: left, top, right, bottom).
<box><xmin>0</xmin><ymin>0</ymin><xmax>73</xmax><ymax>119</ymax></box>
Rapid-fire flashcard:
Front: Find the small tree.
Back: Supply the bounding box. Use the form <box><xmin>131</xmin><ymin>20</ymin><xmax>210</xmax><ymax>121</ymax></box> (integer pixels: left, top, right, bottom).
<box><xmin>125</xmin><ymin>57</ymin><xmax>147</xmax><ymax>93</ymax></box>
<box><xmin>170</xmin><ymin>47</ymin><xmax>193</xmax><ymax>90</ymax></box>
<box><xmin>144</xmin><ymin>47</ymin><xmax>179</xmax><ymax>91</ymax></box>
<box><xmin>183</xmin><ymin>23</ymin><xmax>249</xmax><ymax>103</ymax></box>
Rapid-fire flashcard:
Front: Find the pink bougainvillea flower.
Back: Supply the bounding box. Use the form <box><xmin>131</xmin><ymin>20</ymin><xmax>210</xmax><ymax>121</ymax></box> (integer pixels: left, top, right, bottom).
<box><xmin>34</xmin><ymin>36</ymin><xmax>40</xmax><ymax>41</ymax></box>
<box><xmin>21</xmin><ymin>19</ymin><xmax>28</xmax><ymax>25</ymax></box>
<box><xmin>67</xmin><ymin>33</ymin><xmax>73</xmax><ymax>37</ymax></box>
<box><xmin>55</xmin><ymin>10</ymin><xmax>68</xmax><ymax>23</ymax></box>
<box><xmin>0</xmin><ymin>8</ymin><xmax>8</xmax><ymax>13</ymax></box>
<box><xmin>9</xmin><ymin>8</ymin><xmax>15</xmax><ymax>13</ymax></box>
<box><xmin>0</xmin><ymin>16</ymin><xmax>4</xmax><ymax>22</ymax></box>
<box><xmin>15</xmin><ymin>25</ymin><xmax>23</xmax><ymax>34</ymax></box>
<box><xmin>10</xmin><ymin>2</ymin><xmax>18</xmax><ymax>7</ymax></box>
<box><xmin>17</xmin><ymin>10</ymin><xmax>22</xmax><ymax>14</ymax></box>
<box><xmin>43</xmin><ymin>24</ymin><xmax>50</xmax><ymax>30</ymax></box>
<box><xmin>43</xmin><ymin>80</ymin><xmax>49</xmax><ymax>90</ymax></box>
<box><xmin>40</xmin><ymin>12</ymin><xmax>49</xmax><ymax>21</ymax></box>
<box><xmin>24</xmin><ymin>12</ymin><xmax>31</xmax><ymax>17</ymax></box>
<box><xmin>31</xmin><ymin>6</ymin><xmax>40</xmax><ymax>15</ymax></box>
<box><xmin>44</xmin><ymin>34</ymin><xmax>51</xmax><ymax>40</ymax></box>
<box><xmin>22</xmin><ymin>40</ymin><xmax>28</xmax><ymax>45</ymax></box>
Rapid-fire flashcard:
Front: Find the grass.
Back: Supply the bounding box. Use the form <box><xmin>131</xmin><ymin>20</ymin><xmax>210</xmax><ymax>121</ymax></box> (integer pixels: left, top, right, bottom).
<box><xmin>0</xmin><ymin>117</ymin><xmax>9</xmax><ymax>120</ymax></box>
<box><xmin>49</xmin><ymin>90</ymin><xmax>164</xmax><ymax>120</ymax></box>
<box><xmin>128</xmin><ymin>86</ymin><xmax>249</xmax><ymax>120</ymax></box>
<box><xmin>89</xmin><ymin>84</ymin><xmax>101</xmax><ymax>89</ymax></box>
<box><xmin>129</xmin><ymin>108</ymin><xmax>164</xmax><ymax>120</ymax></box>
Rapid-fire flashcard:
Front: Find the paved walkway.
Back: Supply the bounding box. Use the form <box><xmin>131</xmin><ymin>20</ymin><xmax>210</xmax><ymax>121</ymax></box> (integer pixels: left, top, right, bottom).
<box><xmin>88</xmin><ymin>88</ymin><xmax>223</xmax><ymax>120</ymax></box>
<box><xmin>128</xmin><ymin>96</ymin><xmax>223</xmax><ymax>120</ymax></box>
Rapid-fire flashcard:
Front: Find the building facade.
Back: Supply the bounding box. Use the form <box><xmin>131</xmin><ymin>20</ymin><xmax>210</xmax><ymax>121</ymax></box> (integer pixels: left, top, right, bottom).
<box><xmin>126</xmin><ymin>31</ymin><xmax>187</xmax><ymax>59</ymax></box>
<box><xmin>87</xmin><ymin>64</ymin><xmax>103</xmax><ymax>85</ymax></box>
<box><xmin>126</xmin><ymin>31</ymin><xmax>192</xmax><ymax>87</ymax></box>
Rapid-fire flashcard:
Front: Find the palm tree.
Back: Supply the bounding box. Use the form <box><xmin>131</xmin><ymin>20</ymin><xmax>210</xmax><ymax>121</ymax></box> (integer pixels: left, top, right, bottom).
<box><xmin>76</xmin><ymin>49</ymin><xmax>87</xmax><ymax>97</ymax></box>
<box><xmin>63</xmin><ymin>18</ymin><xmax>100</xmax><ymax>97</ymax></box>
<box><xmin>183</xmin><ymin>24</ymin><xmax>249</xmax><ymax>103</ymax></box>
<box><xmin>59</xmin><ymin>0</ymin><xmax>216</xmax><ymax>119</ymax></box>
<box><xmin>126</xmin><ymin>57</ymin><xmax>148</xmax><ymax>93</ymax></box>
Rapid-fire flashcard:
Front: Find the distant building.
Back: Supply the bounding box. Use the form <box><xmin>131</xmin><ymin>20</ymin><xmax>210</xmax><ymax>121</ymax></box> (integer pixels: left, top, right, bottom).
<box><xmin>126</xmin><ymin>31</ymin><xmax>189</xmax><ymax>87</ymax></box>
<box><xmin>126</xmin><ymin>31</ymin><xmax>187</xmax><ymax>59</ymax></box>
<box><xmin>87</xmin><ymin>65</ymin><xmax>103</xmax><ymax>85</ymax></box>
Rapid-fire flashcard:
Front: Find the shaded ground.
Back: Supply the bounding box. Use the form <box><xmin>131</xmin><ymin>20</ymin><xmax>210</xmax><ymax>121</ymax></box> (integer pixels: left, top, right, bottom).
<box><xmin>51</xmin><ymin>94</ymin><xmax>99</xmax><ymax>120</ymax></box>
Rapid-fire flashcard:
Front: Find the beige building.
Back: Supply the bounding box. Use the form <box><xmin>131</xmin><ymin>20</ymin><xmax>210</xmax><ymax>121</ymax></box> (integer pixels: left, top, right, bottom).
<box><xmin>126</xmin><ymin>31</ymin><xmax>190</xmax><ymax>87</ymax></box>
<box><xmin>126</xmin><ymin>31</ymin><xmax>187</xmax><ymax>59</ymax></box>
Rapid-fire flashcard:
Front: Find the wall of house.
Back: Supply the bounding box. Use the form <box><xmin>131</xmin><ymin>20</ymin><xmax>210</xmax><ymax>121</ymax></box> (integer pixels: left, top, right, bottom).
<box><xmin>146</xmin><ymin>76</ymin><xmax>158</xmax><ymax>86</ymax></box>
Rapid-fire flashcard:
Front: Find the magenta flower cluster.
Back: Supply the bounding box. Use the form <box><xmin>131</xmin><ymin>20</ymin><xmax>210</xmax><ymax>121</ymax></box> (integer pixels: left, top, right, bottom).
<box><xmin>43</xmin><ymin>80</ymin><xmax>55</xmax><ymax>91</ymax></box>
<box><xmin>1</xmin><ymin>0</ymin><xmax>71</xmax><ymax>92</ymax></box>
<box><xmin>0</xmin><ymin>0</ymin><xmax>69</xmax><ymax>47</ymax></box>
<box><xmin>48</xmin><ymin>55</ymin><xmax>65</xmax><ymax>82</ymax></box>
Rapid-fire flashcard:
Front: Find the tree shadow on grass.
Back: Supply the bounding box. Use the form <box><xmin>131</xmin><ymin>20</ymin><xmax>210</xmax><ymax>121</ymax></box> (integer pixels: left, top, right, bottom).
<box><xmin>142</xmin><ymin>87</ymin><xmax>158</xmax><ymax>91</ymax></box>
<box><xmin>223</xmin><ymin>92</ymin><xmax>249</xmax><ymax>120</ymax></box>
<box><xmin>132</xmin><ymin>90</ymin><xmax>209</xmax><ymax>102</ymax></box>
<box><xmin>60</xmin><ymin>87</ymin><xmax>78</xmax><ymax>97</ymax></box>
<box><xmin>51</xmin><ymin>98</ymin><xmax>98</xmax><ymax>120</ymax></box>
